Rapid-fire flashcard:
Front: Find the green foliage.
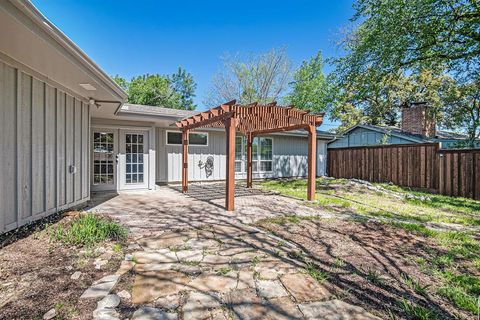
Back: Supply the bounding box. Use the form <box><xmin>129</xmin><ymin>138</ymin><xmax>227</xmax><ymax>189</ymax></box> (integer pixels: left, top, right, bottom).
<box><xmin>365</xmin><ymin>268</ymin><xmax>385</xmax><ymax>285</ymax></box>
<box><xmin>437</xmin><ymin>286</ymin><xmax>480</xmax><ymax>315</ymax></box>
<box><xmin>304</xmin><ymin>262</ymin><xmax>329</xmax><ymax>283</ymax></box>
<box><xmin>49</xmin><ymin>214</ymin><xmax>127</xmax><ymax>247</ymax></box>
<box><xmin>401</xmin><ymin>273</ymin><xmax>430</xmax><ymax>296</ymax></box>
<box><xmin>113</xmin><ymin>67</ymin><xmax>196</xmax><ymax>110</ymax></box>
<box><xmin>285</xmin><ymin>51</ymin><xmax>333</xmax><ymax>113</ymax></box>
<box><xmin>396</xmin><ymin>299</ymin><xmax>437</xmax><ymax>320</ymax></box>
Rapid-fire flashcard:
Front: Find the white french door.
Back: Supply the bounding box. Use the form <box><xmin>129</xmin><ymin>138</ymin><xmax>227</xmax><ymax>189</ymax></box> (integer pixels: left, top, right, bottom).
<box><xmin>119</xmin><ymin>130</ymin><xmax>149</xmax><ymax>190</ymax></box>
<box><xmin>91</xmin><ymin>129</ymin><xmax>118</xmax><ymax>192</ymax></box>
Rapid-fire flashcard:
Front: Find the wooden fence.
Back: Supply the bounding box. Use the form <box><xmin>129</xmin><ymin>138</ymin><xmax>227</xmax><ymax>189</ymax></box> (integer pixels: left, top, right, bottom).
<box><xmin>327</xmin><ymin>143</ymin><xmax>480</xmax><ymax>200</ymax></box>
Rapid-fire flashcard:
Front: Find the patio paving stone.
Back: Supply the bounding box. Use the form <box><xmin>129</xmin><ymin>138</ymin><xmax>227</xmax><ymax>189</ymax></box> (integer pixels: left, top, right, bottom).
<box><xmin>133</xmin><ymin>250</ymin><xmax>178</xmax><ymax>264</ymax></box>
<box><xmin>155</xmin><ymin>294</ymin><xmax>181</xmax><ymax>311</ymax></box>
<box><xmin>225</xmin><ymin>288</ymin><xmax>275</xmax><ymax>320</ymax></box>
<box><xmin>236</xmin><ymin>270</ymin><xmax>255</xmax><ymax>289</ymax></box>
<box><xmin>188</xmin><ymin>272</ymin><xmax>238</xmax><ymax>293</ymax></box>
<box><xmin>132</xmin><ymin>270</ymin><xmax>189</xmax><ymax>304</ymax></box>
<box><xmin>132</xmin><ymin>307</ymin><xmax>177</xmax><ymax>320</ymax></box>
<box><xmin>80</xmin><ymin>274</ymin><xmax>120</xmax><ymax>299</ymax></box>
<box><xmin>298</xmin><ymin>299</ymin><xmax>381</xmax><ymax>320</ymax></box>
<box><xmin>280</xmin><ymin>273</ymin><xmax>332</xmax><ymax>303</ymax></box>
<box><xmin>266</xmin><ymin>296</ymin><xmax>303</xmax><ymax>320</ymax></box>
<box><xmin>183</xmin><ymin>291</ymin><xmax>222</xmax><ymax>320</ymax></box>
<box><xmin>175</xmin><ymin>249</ymin><xmax>204</xmax><ymax>262</ymax></box>
<box><xmin>255</xmin><ymin>280</ymin><xmax>289</xmax><ymax>299</ymax></box>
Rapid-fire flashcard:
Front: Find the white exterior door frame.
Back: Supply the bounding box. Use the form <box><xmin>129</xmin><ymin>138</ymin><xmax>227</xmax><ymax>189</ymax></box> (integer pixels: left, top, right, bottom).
<box><xmin>91</xmin><ymin>128</ymin><xmax>118</xmax><ymax>192</ymax></box>
<box><xmin>118</xmin><ymin>129</ymin><xmax>150</xmax><ymax>190</ymax></box>
<box><xmin>91</xmin><ymin>125</ymin><xmax>155</xmax><ymax>192</ymax></box>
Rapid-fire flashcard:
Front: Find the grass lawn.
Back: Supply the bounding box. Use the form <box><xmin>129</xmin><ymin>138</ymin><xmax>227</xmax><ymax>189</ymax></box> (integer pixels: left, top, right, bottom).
<box><xmin>258</xmin><ymin>178</ymin><xmax>480</xmax><ymax>320</ymax></box>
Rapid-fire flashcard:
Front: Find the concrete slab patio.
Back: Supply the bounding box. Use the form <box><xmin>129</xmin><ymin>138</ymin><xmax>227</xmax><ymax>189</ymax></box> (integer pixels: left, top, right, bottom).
<box><xmin>85</xmin><ymin>183</ymin><xmax>379</xmax><ymax>319</ymax></box>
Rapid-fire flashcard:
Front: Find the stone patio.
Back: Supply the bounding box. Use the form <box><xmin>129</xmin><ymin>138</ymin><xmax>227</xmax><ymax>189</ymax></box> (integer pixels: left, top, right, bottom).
<box><xmin>84</xmin><ymin>183</ymin><xmax>379</xmax><ymax>319</ymax></box>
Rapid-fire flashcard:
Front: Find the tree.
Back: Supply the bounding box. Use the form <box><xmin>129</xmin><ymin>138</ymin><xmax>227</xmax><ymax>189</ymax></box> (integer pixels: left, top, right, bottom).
<box><xmin>329</xmin><ymin>69</ymin><xmax>455</xmax><ymax>130</ymax></box>
<box><xmin>205</xmin><ymin>48</ymin><xmax>292</xmax><ymax>106</ymax></box>
<box><xmin>113</xmin><ymin>69</ymin><xmax>197</xmax><ymax>110</ymax></box>
<box><xmin>334</xmin><ymin>0</ymin><xmax>480</xmax><ymax>83</ymax></box>
<box><xmin>285</xmin><ymin>51</ymin><xmax>333</xmax><ymax>113</ymax></box>
<box><xmin>444</xmin><ymin>81</ymin><xmax>480</xmax><ymax>147</ymax></box>
<box><xmin>169</xmin><ymin>67</ymin><xmax>197</xmax><ymax>110</ymax></box>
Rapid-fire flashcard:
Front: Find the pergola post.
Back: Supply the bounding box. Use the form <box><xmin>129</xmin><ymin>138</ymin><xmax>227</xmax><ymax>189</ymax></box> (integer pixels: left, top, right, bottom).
<box><xmin>225</xmin><ymin>117</ymin><xmax>236</xmax><ymax>211</ymax></box>
<box><xmin>246</xmin><ymin>133</ymin><xmax>253</xmax><ymax>188</ymax></box>
<box><xmin>307</xmin><ymin>125</ymin><xmax>317</xmax><ymax>201</ymax></box>
<box><xmin>182</xmin><ymin>129</ymin><xmax>189</xmax><ymax>193</ymax></box>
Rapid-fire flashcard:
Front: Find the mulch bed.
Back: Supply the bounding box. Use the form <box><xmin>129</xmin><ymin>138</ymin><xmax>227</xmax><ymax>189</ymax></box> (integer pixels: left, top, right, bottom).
<box><xmin>0</xmin><ymin>212</ymin><xmax>123</xmax><ymax>319</ymax></box>
<box><xmin>257</xmin><ymin>218</ymin><xmax>473</xmax><ymax>320</ymax></box>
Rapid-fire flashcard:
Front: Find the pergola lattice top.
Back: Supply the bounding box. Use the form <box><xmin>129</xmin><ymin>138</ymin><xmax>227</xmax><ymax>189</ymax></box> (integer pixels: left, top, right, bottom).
<box><xmin>175</xmin><ymin>100</ymin><xmax>324</xmax><ymax>135</ymax></box>
<box><xmin>175</xmin><ymin>100</ymin><xmax>323</xmax><ymax>211</ymax></box>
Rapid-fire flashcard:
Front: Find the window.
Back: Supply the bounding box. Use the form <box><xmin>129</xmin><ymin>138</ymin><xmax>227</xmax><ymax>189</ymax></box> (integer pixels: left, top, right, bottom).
<box><xmin>234</xmin><ymin>136</ymin><xmax>272</xmax><ymax>173</ymax></box>
<box><xmin>93</xmin><ymin>132</ymin><xmax>115</xmax><ymax>185</ymax></box>
<box><xmin>166</xmin><ymin>131</ymin><xmax>208</xmax><ymax>146</ymax></box>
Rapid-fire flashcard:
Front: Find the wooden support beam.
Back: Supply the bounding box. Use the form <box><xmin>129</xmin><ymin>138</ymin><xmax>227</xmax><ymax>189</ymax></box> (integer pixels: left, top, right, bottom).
<box><xmin>307</xmin><ymin>125</ymin><xmax>317</xmax><ymax>201</ymax></box>
<box><xmin>251</xmin><ymin>124</ymin><xmax>309</xmax><ymax>136</ymax></box>
<box><xmin>182</xmin><ymin>129</ymin><xmax>189</xmax><ymax>193</ymax></box>
<box><xmin>246</xmin><ymin>133</ymin><xmax>253</xmax><ymax>188</ymax></box>
<box><xmin>225</xmin><ymin>117</ymin><xmax>236</xmax><ymax>211</ymax></box>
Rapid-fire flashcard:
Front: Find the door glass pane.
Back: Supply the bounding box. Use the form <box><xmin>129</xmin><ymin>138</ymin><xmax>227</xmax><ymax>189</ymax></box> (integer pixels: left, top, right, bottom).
<box><xmin>125</xmin><ymin>133</ymin><xmax>145</xmax><ymax>184</ymax></box>
<box><xmin>93</xmin><ymin>132</ymin><xmax>114</xmax><ymax>185</ymax></box>
<box><xmin>235</xmin><ymin>137</ymin><xmax>243</xmax><ymax>160</ymax></box>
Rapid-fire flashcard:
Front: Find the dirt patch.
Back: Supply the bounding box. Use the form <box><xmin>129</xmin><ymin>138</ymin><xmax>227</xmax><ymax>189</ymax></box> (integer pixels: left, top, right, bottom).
<box><xmin>0</xmin><ymin>212</ymin><xmax>125</xmax><ymax>319</ymax></box>
<box><xmin>257</xmin><ymin>218</ymin><xmax>474</xmax><ymax>320</ymax></box>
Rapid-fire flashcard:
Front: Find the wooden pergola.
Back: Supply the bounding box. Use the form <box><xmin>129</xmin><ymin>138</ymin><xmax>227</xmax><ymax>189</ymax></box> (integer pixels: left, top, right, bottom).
<box><xmin>175</xmin><ymin>100</ymin><xmax>324</xmax><ymax>211</ymax></box>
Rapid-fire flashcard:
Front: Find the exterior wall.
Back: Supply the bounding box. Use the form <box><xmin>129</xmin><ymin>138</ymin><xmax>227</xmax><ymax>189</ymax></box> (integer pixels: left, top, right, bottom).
<box><xmin>328</xmin><ymin>127</ymin><xmax>415</xmax><ymax>149</ymax></box>
<box><xmin>156</xmin><ymin>128</ymin><xmax>328</xmax><ymax>182</ymax></box>
<box><xmin>1</xmin><ymin>59</ymin><xmax>90</xmax><ymax>234</ymax></box>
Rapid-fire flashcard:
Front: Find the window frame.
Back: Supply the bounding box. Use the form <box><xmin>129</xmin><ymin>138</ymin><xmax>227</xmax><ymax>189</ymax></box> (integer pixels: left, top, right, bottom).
<box><xmin>257</xmin><ymin>137</ymin><xmax>273</xmax><ymax>173</ymax></box>
<box><xmin>166</xmin><ymin>130</ymin><xmax>209</xmax><ymax>147</ymax></box>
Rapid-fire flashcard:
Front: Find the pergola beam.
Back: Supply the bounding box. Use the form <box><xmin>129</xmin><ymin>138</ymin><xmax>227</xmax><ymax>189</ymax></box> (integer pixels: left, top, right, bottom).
<box><xmin>175</xmin><ymin>101</ymin><xmax>324</xmax><ymax>211</ymax></box>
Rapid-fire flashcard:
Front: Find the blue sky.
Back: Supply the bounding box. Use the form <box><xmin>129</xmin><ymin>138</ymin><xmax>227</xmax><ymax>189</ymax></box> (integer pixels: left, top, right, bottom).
<box><xmin>32</xmin><ymin>0</ymin><xmax>355</xmax><ymax>129</ymax></box>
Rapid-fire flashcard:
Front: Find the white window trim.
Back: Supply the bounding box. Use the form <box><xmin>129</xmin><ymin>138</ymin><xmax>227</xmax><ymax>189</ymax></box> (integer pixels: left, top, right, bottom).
<box><xmin>257</xmin><ymin>137</ymin><xmax>273</xmax><ymax>173</ymax></box>
<box><xmin>165</xmin><ymin>130</ymin><xmax>209</xmax><ymax>147</ymax></box>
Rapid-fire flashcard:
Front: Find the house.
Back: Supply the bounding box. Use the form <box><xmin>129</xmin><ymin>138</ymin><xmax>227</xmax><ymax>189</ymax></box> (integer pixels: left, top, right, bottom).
<box><xmin>329</xmin><ymin>103</ymin><xmax>474</xmax><ymax>149</ymax></box>
<box><xmin>0</xmin><ymin>0</ymin><xmax>334</xmax><ymax>234</ymax></box>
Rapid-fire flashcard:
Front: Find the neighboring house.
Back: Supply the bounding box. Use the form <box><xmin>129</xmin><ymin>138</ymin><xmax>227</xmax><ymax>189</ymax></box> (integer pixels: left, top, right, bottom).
<box><xmin>329</xmin><ymin>103</ymin><xmax>475</xmax><ymax>149</ymax></box>
<box><xmin>0</xmin><ymin>0</ymin><xmax>334</xmax><ymax>234</ymax></box>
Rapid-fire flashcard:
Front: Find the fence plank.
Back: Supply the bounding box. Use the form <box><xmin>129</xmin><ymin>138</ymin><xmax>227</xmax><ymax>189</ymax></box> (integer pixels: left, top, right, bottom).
<box><xmin>327</xmin><ymin>144</ymin><xmax>479</xmax><ymax>201</ymax></box>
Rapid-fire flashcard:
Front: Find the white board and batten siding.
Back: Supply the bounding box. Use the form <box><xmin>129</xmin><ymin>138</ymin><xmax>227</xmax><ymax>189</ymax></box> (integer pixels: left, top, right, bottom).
<box><xmin>155</xmin><ymin>128</ymin><xmax>328</xmax><ymax>183</ymax></box>
<box><xmin>0</xmin><ymin>60</ymin><xmax>90</xmax><ymax>234</ymax></box>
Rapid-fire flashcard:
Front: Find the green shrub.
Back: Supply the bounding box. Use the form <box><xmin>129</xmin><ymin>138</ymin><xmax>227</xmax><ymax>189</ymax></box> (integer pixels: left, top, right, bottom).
<box><xmin>50</xmin><ymin>213</ymin><xmax>127</xmax><ymax>247</ymax></box>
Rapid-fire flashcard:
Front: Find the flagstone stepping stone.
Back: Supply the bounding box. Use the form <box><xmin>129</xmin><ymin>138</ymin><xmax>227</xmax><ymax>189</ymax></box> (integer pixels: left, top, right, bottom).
<box><xmin>183</xmin><ymin>291</ymin><xmax>221</xmax><ymax>320</ymax></box>
<box><xmin>116</xmin><ymin>260</ymin><xmax>135</xmax><ymax>275</ymax></box>
<box><xmin>185</xmin><ymin>238</ymin><xmax>220</xmax><ymax>250</ymax></box>
<box><xmin>132</xmin><ymin>307</ymin><xmax>177</xmax><ymax>320</ymax></box>
<box><xmin>134</xmin><ymin>250</ymin><xmax>178</xmax><ymax>264</ymax></box>
<box><xmin>225</xmin><ymin>288</ymin><xmax>276</xmax><ymax>320</ymax></box>
<box><xmin>155</xmin><ymin>294</ymin><xmax>180</xmax><ymax>311</ymax></box>
<box><xmin>218</xmin><ymin>246</ymin><xmax>256</xmax><ymax>257</ymax></box>
<box><xmin>298</xmin><ymin>299</ymin><xmax>381</xmax><ymax>320</ymax></box>
<box><xmin>117</xmin><ymin>290</ymin><xmax>131</xmax><ymax>300</ymax></box>
<box><xmin>256</xmin><ymin>280</ymin><xmax>289</xmax><ymax>299</ymax></box>
<box><xmin>132</xmin><ymin>270</ymin><xmax>189</xmax><ymax>304</ymax></box>
<box><xmin>93</xmin><ymin>307</ymin><xmax>120</xmax><ymax>320</ymax></box>
<box><xmin>188</xmin><ymin>273</ymin><xmax>238</xmax><ymax>293</ymax></box>
<box><xmin>173</xmin><ymin>264</ymin><xmax>202</xmax><ymax>276</ymax></box>
<box><xmin>237</xmin><ymin>270</ymin><xmax>255</xmax><ymax>289</ymax></box>
<box><xmin>266</xmin><ymin>296</ymin><xmax>303</xmax><ymax>320</ymax></box>
<box><xmin>201</xmin><ymin>253</ymin><xmax>231</xmax><ymax>267</ymax></box>
<box><xmin>43</xmin><ymin>308</ymin><xmax>56</xmax><ymax>320</ymax></box>
<box><xmin>280</xmin><ymin>273</ymin><xmax>331</xmax><ymax>303</ymax></box>
<box><xmin>175</xmin><ymin>249</ymin><xmax>203</xmax><ymax>262</ymax></box>
<box><xmin>97</xmin><ymin>294</ymin><xmax>121</xmax><ymax>309</ymax></box>
<box><xmin>135</xmin><ymin>262</ymin><xmax>176</xmax><ymax>273</ymax></box>
<box><xmin>71</xmin><ymin>271</ymin><xmax>82</xmax><ymax>280</ymax></box>
<box><xmin>139</xmin><ymin>232</ymin><xmax>195</xmax><ymax>250</ymax></box>
<box><xmin>80</xmin><ymin>275</ymin><xmax>120</xmax><ymax>299</ymax></box>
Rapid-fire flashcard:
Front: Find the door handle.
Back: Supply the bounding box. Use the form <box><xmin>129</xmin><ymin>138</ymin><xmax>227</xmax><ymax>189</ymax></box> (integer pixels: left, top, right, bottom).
<box><xmin>116</xmin><ymin>154</ymin><xmax>119</xmax><ymax>164</ymax></box>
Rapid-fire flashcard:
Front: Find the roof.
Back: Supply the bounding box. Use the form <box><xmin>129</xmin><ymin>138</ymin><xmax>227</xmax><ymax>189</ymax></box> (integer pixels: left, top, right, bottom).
<box><xmin>119</xmin><ymin>103</ymin><xmax>198</xmax><ymax>118</ymax></box>
<box><xmin>119</xmin><ymin>103</ymin><xmax>335</xmax><ymax>140</ymax></box>
<box><xmin>335</xmin><ymin>124</ymin><xmax>468</xmax><ymax>143</ymax></box>
<box><xmin>9</xmin><ymin>0</ymin><xmax>127</xmax><ymax>101</ymax></box>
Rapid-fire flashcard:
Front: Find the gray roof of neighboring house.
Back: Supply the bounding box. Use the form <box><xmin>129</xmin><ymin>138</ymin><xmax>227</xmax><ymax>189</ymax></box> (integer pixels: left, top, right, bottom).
<box><xmin>332</xmin><ymin>124</ymin><xmax>468</xmax><ymax>143</ymax></box>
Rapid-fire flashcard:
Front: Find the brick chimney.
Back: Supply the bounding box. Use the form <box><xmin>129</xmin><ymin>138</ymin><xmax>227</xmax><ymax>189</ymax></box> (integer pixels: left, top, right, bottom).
<box><xmin>401</xmin><ymin>103</ymin><xmax>436</xmax><ymax>138</ymax></box>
